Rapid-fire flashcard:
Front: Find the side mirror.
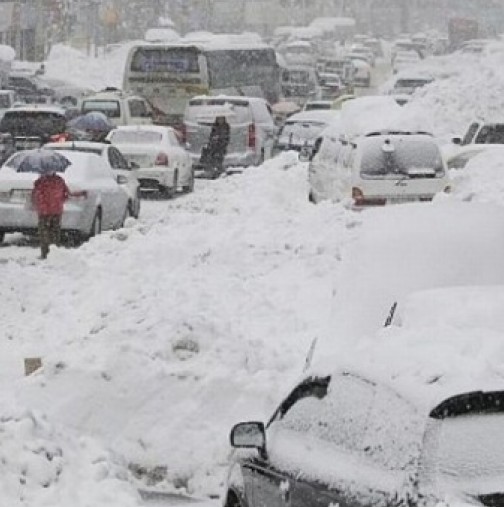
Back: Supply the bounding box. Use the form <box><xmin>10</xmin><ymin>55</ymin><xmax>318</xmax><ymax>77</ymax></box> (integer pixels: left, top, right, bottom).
<box><xmin>452</xmin><ymin>136</ymin><xmax>462</xmax><ymax>145</ymax></box>
<box><xmin>129</xmin><ymin>161</ymin><xmax>140</xmax><ymax>170</ymax></box>
<box><xmin>230</xmin><ymin>422</ymin><xmax>266</xmax><ymax>452</ymax></box>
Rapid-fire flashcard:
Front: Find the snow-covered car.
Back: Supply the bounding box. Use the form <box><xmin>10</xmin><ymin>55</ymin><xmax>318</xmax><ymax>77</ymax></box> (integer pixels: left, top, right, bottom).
<box><xmin>346</xmin><ymin>132</ymin><xmax>449</xmax><ymax>206</ymax></box>
<box><xmin>349</xmin><ymin>58</ymin><xmax>371</xmax><ymax>87</ymax></box>
<box><xmin>392</xmin><ymin>50</ymin><xmax>421</xmax><ymax>74</ymax></box>
<box><xmin>445</xmin><ymin>144</ymin><xmax>504</xmax><ymax>170</ymax></box>
<box><xmin>280</xmin><ymin>66</ymin><xmax>322</xmax><ymax>106</ymax></box>
<box><xmin>349</xmin><ymin>44</ymin><xmax>375</xmax><ymax>66</ymax></box>
<box><xmin>273</xmin><ymin>110</ymin><xmax>340</xmax><ymax>154</ymax></box>
<box><xmin>44</xmin><ymin>141</ymin><xmax>141</xmax><ymax>218</ymax></box>
<box><xmin>183</xmin><ymin>96</ymin><xmax>276</xmax><ymax>171</ymax></box>
<box><xmin>453</xmin><ymin>120</ymin><xmax>504</xmax><ymax>146</ymax></box>
<box><xmin>80</xmin><ymin>89</ymin><xmax>154</xmax><ymax>127</ymax></box>
<box><xmin>0</xmin><ymin>150</ymin><xmax>129</xmax><ymax>243</ymax></box>
<box><xmin>226</xmin><ymin>363</ymin><xmax>504</xmax><ymax>507</ymax></box>
<box><xmin>37</xmin><ymin>77</ymin><xmax>94</xmax><ymax>108</ymax></box>
<box><xmin>107</xmin><ymin>125</ymin><xmax>193</xmax><ymax>197</ymax></box>
<box><xmin>318</xmin><ymin>72</ymin><xmax>343</xmax><ymax>100</ymax></box>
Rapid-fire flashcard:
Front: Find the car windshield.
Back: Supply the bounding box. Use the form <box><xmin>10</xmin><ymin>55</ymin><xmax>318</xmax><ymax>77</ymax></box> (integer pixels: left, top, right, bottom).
<box><xmin>360</xmin><ymin>137</ymin><xmax>444</xmax><ymax>178</ymax></box>
<box><xmin>81</xmin><ymin>100</ymin><xmax>121</xmax><ymax>118</ymax></box>
<box><xmin>110</xmin><ymin>131</ymin><xmax>162</xmax><ymax>144</ymax></box>
<box><xmin>0</xmin><ymin>111</ymin><xmax>66</xmax><ymax>137</ymax></box>
<box><xmin>432</xmin><ymin>413</ymin><xmax>504</xmax><ymax>487</ymax></box>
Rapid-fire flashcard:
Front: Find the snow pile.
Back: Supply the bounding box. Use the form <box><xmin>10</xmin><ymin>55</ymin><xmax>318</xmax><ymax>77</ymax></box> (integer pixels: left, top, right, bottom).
<box><xmin>449</xmin><ymin>149</ymin><xmax>504</xmax><ymax>205</ymax></box>
<box><xmin>403</xmin><ymin>42</ymin><xmax>504</xmax><ymax>140</ymax></box>
<box><xmin>45</xmin><ymin>42</ymin><xmax>140</xmax><ymax>91</ymax></box>
<box><xmin>0</xmin><ymin>401</ymin><xmax>140</xmax><ymax>507</ymax></box>
<box><xmin>0</xmin><ymin>157</ymin><xmax>355</xmax><ymax>496</ymax></box>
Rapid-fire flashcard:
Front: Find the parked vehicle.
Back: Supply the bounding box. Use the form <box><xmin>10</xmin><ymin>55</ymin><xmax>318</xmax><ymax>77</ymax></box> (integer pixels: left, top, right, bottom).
<box><xmin>349</xmin><ymin>44</ymin><xmax>375</xmax><ymax>66</ymax></box>
<box><xmin>349</xmin><ymin>58</ymin><xmax>371</xmax><ymax>87</ymax></box>
<box><xmin>274</xmin><ymin>110</ymin><xmax>340</xmax><ymax>155</ymax></box>
<box><xmin>453</xmin><ymin>121</ymin><xmax>504</xmax><ymax>146</ymax></box>
<box><xmin>0</xmin><ymin>150</ymin><xmax>129</xmax><ymax>243</ymax></box>
<box><xmin>309</xmin><ymin>131</ymin><xmax>449</xmax><ymax>205</ymax></box>
<box><xmin>280</xmin><ymin>65</ymin><xmax>322</xmax><ymax>106</ymax></box>
<box><xmin>123</xmin><ymin>41</ymin><xmax>280</xmax><ymax>125</ymax></box>
<box><xmin>445</xmin><ymin>144</ymin><xmax>504</xmax><ymax>170</ymax></box>
<box><xmin>392</xmin><ymin>51</ymin><xmax>421</xmax><ymax>74</ymax></box>
<box><xmin>37</xmin><ymin>77</ymin><xmax>93</xmax><ymax>108</ymax></box>
<box><xmin>0</xmin><ymin>105</ymin><xmax>67</xmax><ymax>150</ymax></box>
<box><xmin>282</xmin><ymin>40</ymin><xmax>317</xmax><ymax>67</ymax></box>
<box><xmin>316</xmin><ymin>56</ymin><xmax>354</xmax><ymax>90</ymax></box>
<box><xmin>183</xmin><ymin>96</ymin><xmax>276</xmax><ymax>171</ymax></box>
<box><xmin>318</xmin><ymin>72</ymin><xmax>343</xmax><ymax>100</ymax></box>
<box><xmin>44</xmin><ymin>141</ymin><xmax>141</xmax><ymax>218</ymax></box>
<box><xmin>6</xmin><ymin>73</ymin><xmax>54</xmax><ymax>104</ymax></box>
<box><xmin>227</xmin><ymin>362</ymin><xmax>504</xmax><ymax>507</ymax></box>
<box><xmin>107</xmin><ymin>125</ymin><xmax>193</xmax><ymax>196</ymax></box>
<box><xmin>80</xmin><ymin>89</ymin><xmax>154</xmax><ymax>127</ymax></box>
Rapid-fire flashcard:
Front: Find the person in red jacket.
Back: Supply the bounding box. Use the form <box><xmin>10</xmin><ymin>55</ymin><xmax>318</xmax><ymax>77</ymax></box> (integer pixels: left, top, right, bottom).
<box><xmin>32</xmin><ymin>172</ymin><xmax>71</xmax><ymax>259</ymax></box>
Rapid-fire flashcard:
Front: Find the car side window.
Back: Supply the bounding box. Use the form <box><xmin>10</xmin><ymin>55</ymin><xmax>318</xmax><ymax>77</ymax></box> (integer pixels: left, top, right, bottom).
<box><xmin>462</xmin><ymin>122</ymin><xmax>480</xmax><ymax>145</ymax></box>
<box><xmin>111</xmin><ymin>147</ymin><xmax>130</xmax><ymax>170</ymax></box>
<box><xmin>129</xmin><ymin>99</ymin><xmax>149</xmax><ymax>118</ymax></box>
<box><xmin>108</xmin><ymin>148</ymin><xmax>120</xmax><ymax>169</ymax></box>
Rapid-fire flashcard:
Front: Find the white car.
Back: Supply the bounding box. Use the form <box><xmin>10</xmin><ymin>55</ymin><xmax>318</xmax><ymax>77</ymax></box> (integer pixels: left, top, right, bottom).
<box><xmin>392</xmin><ymin>51</ymin><xmax>421</xmax><ymax>74</ymax></box>
<box><xmin>0</xmin><ymin>150</ymin><xmax>129</xmax><ymax>243</ymax></box>
<box><xmin>445</xmin><ymin>144</ymin><xmax>504</xmax><ymax>170</ymax></box>
<box><xmin>44</xmin><ymin>141</ymin><xmax>141</xmax><ymax>218</ymax></box>
<box><xmin>107</xmin><ymin>125</ymin><xmax>193</xmax><ymax>197</ymax></box>
<box><xmin>309</xmin><ymin>131</ymin><xmax>449</xmax><ymax>205</ymax></box>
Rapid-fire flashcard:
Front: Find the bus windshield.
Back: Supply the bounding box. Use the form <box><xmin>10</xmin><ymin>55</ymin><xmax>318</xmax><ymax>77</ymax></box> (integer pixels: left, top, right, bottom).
<box><xmin>130</xmin><ymin>47</ymin><xmax>200</xmax><ymax>73</ymax></box>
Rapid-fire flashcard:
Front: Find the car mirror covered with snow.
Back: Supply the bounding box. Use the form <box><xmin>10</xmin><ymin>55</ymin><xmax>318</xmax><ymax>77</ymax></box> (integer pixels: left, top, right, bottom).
<box><xmin>230</xmin><ymin>421</ymin><xmax>266</xmax><ymax>451</ymax></box>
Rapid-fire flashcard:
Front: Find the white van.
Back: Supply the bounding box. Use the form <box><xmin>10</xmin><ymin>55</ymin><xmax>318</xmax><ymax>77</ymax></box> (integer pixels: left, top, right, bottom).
<box><xmin>309</xmin><ymin>131</ymin><xmax>449</xmax><ymax>205</ymax></box>
<box><xmin>343</xmin><ymin>132</ymin><xmax>449</xmax><ymax>206</ymax></box>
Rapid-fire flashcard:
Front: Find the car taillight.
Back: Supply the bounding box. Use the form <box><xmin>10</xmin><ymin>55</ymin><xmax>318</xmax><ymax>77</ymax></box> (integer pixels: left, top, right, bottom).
<box><xmin>155</xmin><ymin>152</ymin><xmax>169</xmax><ymax>166</ymax></box>
<box><xmin>248</xmin><ymin>123</ymin><xmax>256</xmax><ymax>149</ymax></box>
<box><xmin>352</xmin><ymin>187</ymin><xmax>364</xmax><ymax>204</ymax></box>
<box><xmin>50</xmin><ymin>133</ymin><xmax>70</xmax><ymax>143</ymax></box>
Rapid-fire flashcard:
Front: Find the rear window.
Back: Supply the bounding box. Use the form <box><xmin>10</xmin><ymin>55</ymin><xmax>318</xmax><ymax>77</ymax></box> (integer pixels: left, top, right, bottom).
<box><xmin>81</xmin><ymin>100</ymin><xmax>121</xmax><ymax>119</ymax></box>
<box><xmin>109</xmin><ymin>130</ymin><xmax>162</xmax><ymax>144</ymax></box>
<box><xmin>186</xmin><ymin>99</ymin><xmax>251</xmax><ymax>124</ymax></box>
<box><xmin>0</xmin><ymin>111</ymin><xmax>66</xmax><ymax>137</ymax></box>
<box><xmin>360</xmin><ymin>137</ymin><xmax>444</xmax><ymax>178</ymax></box>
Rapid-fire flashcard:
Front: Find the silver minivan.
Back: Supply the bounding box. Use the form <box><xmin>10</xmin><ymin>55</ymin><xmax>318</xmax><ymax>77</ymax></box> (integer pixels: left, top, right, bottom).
<box><xmin>183</xmin><ymin>96</ymin><xmax>276</xmax><ymax>170</ymax></box>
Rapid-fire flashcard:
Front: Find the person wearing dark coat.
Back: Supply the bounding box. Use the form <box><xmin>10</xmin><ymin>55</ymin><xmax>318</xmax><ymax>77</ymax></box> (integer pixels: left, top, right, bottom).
<box><xmin>207</xmin><ymin>116</ymin><xmax>230</xmax><ymax>172</ymax></box>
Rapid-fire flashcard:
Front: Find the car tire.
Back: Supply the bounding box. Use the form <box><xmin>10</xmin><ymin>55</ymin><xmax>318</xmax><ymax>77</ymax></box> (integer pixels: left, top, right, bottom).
<box><xmin>162</xmin><ymin>170</ymin><xmax>178</xmax><ymax>199</ymax></box>
<box><xmin>88</xmin><ymin>209</ymin><xmax>102</xmax><ymax>239</ymax></box>
<box><xmin>182</xmin><ymin>169</ymin><xmax>195</xmax><ymax>193</ymax></box>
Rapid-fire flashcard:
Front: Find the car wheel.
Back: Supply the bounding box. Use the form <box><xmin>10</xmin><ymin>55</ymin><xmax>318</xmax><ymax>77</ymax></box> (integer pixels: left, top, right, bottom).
<box><xmin>162</xmin><ymin>170</ymin><xmax>178</xmax><ymax>198</ymax></box>
<box><xmin>182</xmin><ymin>169</ymin><xmax>195</xmax><ymax>193</ymax></box>
<box><xmin>88</xmin><ymin>209</ymin><xmax>102</xmax><ymax>239</ymax></box>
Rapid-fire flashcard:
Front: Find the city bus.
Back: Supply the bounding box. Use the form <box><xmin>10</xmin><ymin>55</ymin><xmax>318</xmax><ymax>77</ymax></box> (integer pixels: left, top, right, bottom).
<box><xmin>123</xmin><ymin>41</ymin><xmax>281</xmax><ymax>125</ymax></box>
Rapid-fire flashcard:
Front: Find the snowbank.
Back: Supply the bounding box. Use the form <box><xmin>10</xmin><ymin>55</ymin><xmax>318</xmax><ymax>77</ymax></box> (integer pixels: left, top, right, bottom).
<box><xmin>0</xmin><ymin>157</ymin><xmax>354</xmax><ymax>496</ymax></box>
<box><xmin>0</xmin><ymin>401</ymin><xmax>140</xmax><ymax>507</ymax></box>
<box><xmin>403</xmin><ymin>42</ymin><xmax>504</xmax><ymax>140</ymax></box>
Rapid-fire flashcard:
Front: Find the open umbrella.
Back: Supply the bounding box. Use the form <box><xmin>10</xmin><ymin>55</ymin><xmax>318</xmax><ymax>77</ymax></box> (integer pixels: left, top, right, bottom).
<box><xmin>68</xmin><ymin>111</ymin><xmax>113</xmax><ymax>132</ymax></box>
<box><xmin>16</xmin><ymin>149</ymin><xmax>71</xmax><ymax>174</ymax></box>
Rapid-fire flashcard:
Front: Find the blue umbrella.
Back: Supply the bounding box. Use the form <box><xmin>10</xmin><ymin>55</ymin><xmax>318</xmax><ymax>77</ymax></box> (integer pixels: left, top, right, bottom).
<box><xmin>16</xmin><ymin>149</ymin><xmax>71</xmax><ymax>174</ymax></box>
<box><xmin>68</xmin><ymin>111</ymin><xmax>113</xmax><ymax>132</ymax></box>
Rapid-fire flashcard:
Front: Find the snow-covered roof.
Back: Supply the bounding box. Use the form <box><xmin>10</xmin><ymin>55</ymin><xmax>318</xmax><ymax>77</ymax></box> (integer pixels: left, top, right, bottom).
<box><xmin>144</xmin><ymin>28</ymin><xmax>180</xmax><ymax>43</ymax></box>
<box><xmin>285</xmin><ymin>110</ymin><xmax>341</xmax><ymax>124</ymax></box>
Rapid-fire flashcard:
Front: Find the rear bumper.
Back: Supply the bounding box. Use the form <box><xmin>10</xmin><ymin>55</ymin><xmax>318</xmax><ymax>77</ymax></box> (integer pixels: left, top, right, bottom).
<box><xmin>190</xmin><ymin>151</ymin><xmax>257</xmax><ymax>170</ymax></box>
<box><xmin>353</xmin><ymin>195</ymin><xmax>434</xmax><ymax>207</ymax></box>
<box><xmin>0</xmin><ymin>202</ymin><xmax>93</xmax><ymax>234</ymax></box>
<box><xmin>137</xmin><ymin>167</ymin><xmax>176</xmax><ymax>189</ymax></box>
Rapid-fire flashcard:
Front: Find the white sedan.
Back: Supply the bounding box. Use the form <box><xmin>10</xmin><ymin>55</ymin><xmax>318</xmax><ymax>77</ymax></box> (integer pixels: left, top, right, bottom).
<box><xmin>0</xmin><ymin>150</ymin><xmax>129</xmax><ymax>243</ymax></box>
<box><xmin>44</xmin><ymin>141</ymin><xmax>141</xmax><ymax>218</ymax></box>
<box><xmin>107</xmin><ymin>126</ymin><xmax>193</xmax><ymax>197</ymax></box>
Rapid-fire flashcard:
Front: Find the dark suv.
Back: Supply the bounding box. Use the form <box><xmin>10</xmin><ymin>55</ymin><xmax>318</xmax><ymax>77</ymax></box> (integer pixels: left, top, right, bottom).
<box><xmin>226</xmin><ymin>370</ymin><xmax>504</xmax><ymax>507</ymax></box>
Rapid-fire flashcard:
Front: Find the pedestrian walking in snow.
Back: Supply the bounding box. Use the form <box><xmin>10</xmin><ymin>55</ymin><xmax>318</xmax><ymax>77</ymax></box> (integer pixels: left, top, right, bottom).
<box><xmin>32</xmin><ymin>171</ymin><xmax>70</xmax><ymax>259</ymax></box>
<box><xmin>207</xmin><ymin>115</ymin><xmax>230</xmax><ymax>175</ymax></box>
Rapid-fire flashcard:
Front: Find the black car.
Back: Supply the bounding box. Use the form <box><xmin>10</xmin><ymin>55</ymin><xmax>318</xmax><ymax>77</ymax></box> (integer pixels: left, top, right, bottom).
<box><xmin>226</xmin><ymin>370</ymin><xmax>504</xmax><ymax>507</ymax></box>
